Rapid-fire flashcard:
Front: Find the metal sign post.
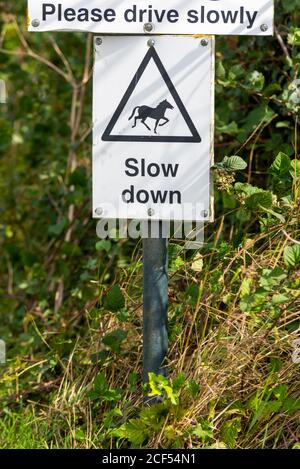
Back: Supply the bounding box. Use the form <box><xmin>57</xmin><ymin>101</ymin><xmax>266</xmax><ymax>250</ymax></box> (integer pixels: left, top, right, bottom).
<box><xmin>143</xmin><ymin>226</ymin><xmax>168</xmax><ymax>384</ymax></box>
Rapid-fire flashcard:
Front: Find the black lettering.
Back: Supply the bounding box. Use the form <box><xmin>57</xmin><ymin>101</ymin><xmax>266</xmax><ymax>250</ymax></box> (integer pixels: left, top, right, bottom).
<box><xmin>139</xmin><ymin>9</ymin><xmax>148</xmax><ymax>22</ymax></box>
<box><xmin>187</xmin><ymin>10</ymin><xmax>198</xmax><ymax>24</ymax></box>
<box><xmin>200</xmin><ymin>6</ymin><xmax>204</xmax><ymax>23</ymax></box>
<box><xmin>122</xmin><ymin>185</ymin><xmax>134</xmax><ymax>203</ymax></box>
<box><xmin>147</xmin><ymin>163</ymin><xmax>160</xmax><ymax>177</ymax></box>
<box><xmin>91</xmin><ymin>8</ymin><xmax>102</xmax><ymax>22</ymax></box>
<box><xmin>167</xmin><ymin>9</ymin><xmax>179</xmax><ymax>23</ymax></box>
<box><xmin>137</xmin><ymin>189</ymin><xmax>149</xmax><ymax>204</ymax></box>
<box><xmin>246</xmin><ymin>11</ymin><xmax>258</xmax><ymax>29</ymax></box>
<box><xmin>240</xmin><ymin>7</ymin><xmax>244</xmax><ymax>24</ymax></box>
<box><xmin>42</xmin><ymin>3</ymin><xmax>55</xmax><ymax>21</ymax></box>
<box><xmin>122</xmin><ymin>186</ymin><xmax>180</xmax><ymax>205</ymax></box>
<box><xmin>77</xmin><ymin>8</ymin><xmax>89</xmax><ymax>22</ymax></box>
<box><xmin>125</xmin><ymin>158</ymin><xmax>139</xmax><ymax>177</ymax></box>
<box><xmin>162</xmin><ymin>163</ymin><xmax>179</xmax><ymax>178</ymax></box>
<box><xmin>148</xmin><ymin>4</ymin><xmax>153</xmax><ymax>23</ymax></box>
<box><xmin>207</xmin><ymin>10</ymin><xmax>219</xmax><ymax>24</ymax></box>
<box><xmin>104</xmin><ymin>9</ymin><xmax>116</xmax><ymax>22</ymax></box>
<box><xmin>64</xmin><ymin>8</ymin><xmax>76</xmax><ymax>21</ymax></box>
<box><xmin>124</xmin><ymin>6</ymin><xmax>136</xmax><ymax>22</ymax></box>
<box><xmin>154</xmin><ymin>9</ymin><xmax>166</xmax><ymax>22</ymax></box>
<box><xmin>141</xmin><ymin>158</ymin><xmax>145</xmax><ymax>177</ymax></box>
<box><xmin>220</xmin><ymin>9</ymin><xmax>238</xmax><ymax>24</ymax></box>
<box><xmin>169</xmin><ymin>191</ymin><xmax>181</xmax><ymax>204</ymax></box>
<box><xmin>150</xmin><ymin>190</ymin><xmax>168</xmax><ymax>204</ymax></box>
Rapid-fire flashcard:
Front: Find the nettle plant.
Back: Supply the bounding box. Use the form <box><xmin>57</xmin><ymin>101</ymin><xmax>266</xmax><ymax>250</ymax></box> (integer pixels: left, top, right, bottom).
<box><xmin>213</xmin><ymin>9</ymin><xmax>300</xmax><ymax>231</ymax></box>
<box><xmin>214</xmin><ymin>151</ymin><xmax>299</xmax><ymax>224</ymax></box>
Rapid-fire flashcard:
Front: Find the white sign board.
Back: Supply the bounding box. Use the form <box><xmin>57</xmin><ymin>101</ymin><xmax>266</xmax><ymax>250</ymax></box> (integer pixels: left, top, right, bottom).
<box><xmin>93</xmin><ymin>36</ymin><xmax>214</xmax><ymax>222</ymax></box>
<box><xmin>28</xmin><ymin>1</ymin><xmax>274</xmax><ymax>36</ymax></box>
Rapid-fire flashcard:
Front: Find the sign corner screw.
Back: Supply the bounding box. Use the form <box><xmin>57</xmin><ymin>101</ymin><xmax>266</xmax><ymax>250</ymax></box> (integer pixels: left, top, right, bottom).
<box><xmin>95</xmin><ymin>37</ymin><xmax>103</xmax><ymax>46</ymax></box>
<box><xmin>31</xmin><ymin>19</ymin><xmax>40</xmax><ymax>28</ymax></box>
<box><xmin>147</xmin><ymin>208</ymin><xmax>155</xmax><ymax>217</ymax></box>
<box><xmin>202</xmin><ymin>210</ymin><xmax>209</xmax><ymax>219</ymax></box>
<box><xmin>201</xmin><ymin>38</ymin><xmax>209</xmax><ymax>47</ymax></box>
<box><xmin>95</xmin><ymin>207</ymin><xmax>103</xmax><ymax>216</ymax></box>
<box><xmin>144</xmin><ymin>23</ymin><xmax>154</xmax><ymax>33</ymax></box>
<box><xmin>260</xmin><ymin>24</ymin><xmax>268</xmax><ymax>32</ymax></box>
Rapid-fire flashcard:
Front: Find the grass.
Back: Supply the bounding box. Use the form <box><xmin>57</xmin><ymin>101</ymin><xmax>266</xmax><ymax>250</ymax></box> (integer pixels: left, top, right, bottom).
<box><xmin>0</xmin><ymin>219</ymin><xmax>299</xmax><ymax>449</ymax></box>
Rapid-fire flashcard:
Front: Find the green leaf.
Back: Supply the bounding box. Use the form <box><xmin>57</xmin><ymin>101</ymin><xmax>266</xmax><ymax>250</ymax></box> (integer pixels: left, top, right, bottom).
<box><xmin>288</xmin><ymin>28</ymin><xmax>300</xmax><ymax>46</ymax></box>
<box><xmin>290</xmin><ymin>160</ymin><xmax>300</xmax><ymax>180</ymax></box>
<box><xmin>104</xmin><ymin>285</ymin><xmax>125</xmax><ymax>312</ymax></box>
<box><xmin>240</xmin><ymin>278</ymin><xmax>251</xmax><ymax>297</ymax></box>
<box><xmin>263</xmin><ymin>207</ymin><xmax>285</xmax><ymax>223</ymax></box>
<box><xmin>186</xmin><ymin>284</ymin><xmax>200</xmax><ymax>306</ymax></box>
<box><xmin>188</xmin><ymin>380</ymin><xmax>200</xmax><ymax>398</ymax></box>
<box><xmin>93</xmin><ymin>372</ymin><xmax>107</xmax><ymax>394</ymax></box>
<box><xmin>95</xmin><ymin>240</ymin><xmax>112</xmax><ymax>252</ymax></box>
<box><xmin>270</xmin><ymin>152</ymin><xmax>291</xmax><ymax>176</ymax></box>
<box><xmin>148</xmin><ymin>373</ymin><xmax>179</xmax><ymax>405</ymax></box>
<box><xmin>272</xmin><ymin>384</ymin><xmax>288</xmax><ymax>401</ymax></box>
<box><xmin>284</xmin><ymin>245</ymin><xmax>300</xmax><ymax>268</ymax></box>
<box><xmin>69</xmin><ymin>167</ymin><xmax>87</xmax><ymax>187</ymax></box>
<box><xmin>244</xmin><ymin>70</ymin><xmax>265</xmax><ymax>92</ymax></box>
<box><xmin>243</xmin><ymin>106</ymin><xmax>275</xmax><ymax>134</ymax></box>
<box><xmin>272</xmin><ymin>294</ymin><xmax>288</xmax><ymax>305</ymax></box>
<box><xmin>221</xmin><ymin>155</ymin><xmax>247</xmax><ymax>172</ymax></box>
<box><xmin>89</xmin><ymin>372</ymin><xmax>122</xmax><ymax>402</ymax></box>
<box><xmin>245</xmin><ymin>191</ymin><xmax>273</xmax><ymax>210</ymax></box>
<box><xmin>240</xmin><ymin>291</ymin><xmax>268</xmax><ymax>313</ymax></box>
<box><xmin>259</xmin><ymin>268</ymin><xmax>287</xmax><ymax>290</ymax></box>
<box><xmin>234</xmin><ymin>182</ymin><xmax>262</xmax><ymax>197</ymax></box>
<box><xmin>282</xmin><ymin>398</ymin><xmax>300</xmax><ymax>413</ymax></box>
<box><xmin>220</xmin><ymin>417</ymin><xmax>241</xmax><ymax>449</ymax></box>
<box><xmin>112</xmin><ymin>420</ymin><xmax>149</xmax><ymax>446</ymax></box>
<box><xmin>172</xmin><ymin>372</ymin><xmax>186</xmax><ymax>391</ymax></box>
<box><xmin>192</xmin><ymin>422</ymin><xmax>214</xmax><ymax>442</ymax></box>
<box><xmin>48</xmin><ymin>219</ymin><xmax>67</xmax><ymax>236</ymax></box>
<box><xmin>128</xmin><ymin>372</ymin><xmax>138</xmax><ymax>391</ymax></box>
<box><xmin>216</xmin><ymin>61</ymin><xmax>226</xmax><ymax>80</ymax></box>
<box><xmin>216</xmin><ymin>121</ymin><xmax>239</xmax><ymax>136</ymax></box>
<box><xmin>102</xmin><ymin>329</ymin><xmax>128</xmax><ymax>353</ymax></box>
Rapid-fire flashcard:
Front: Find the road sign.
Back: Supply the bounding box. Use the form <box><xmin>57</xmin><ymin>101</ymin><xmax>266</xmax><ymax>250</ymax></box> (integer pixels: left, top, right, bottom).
<box><xmin>28</xmin><ymin>1</ymin><xmax>274</xmax><ymax>36</ymax></box>
<box><xmin>93</xmin><ymin>35</ymin><xmax>214</xmax><ymax>222</ymax></box>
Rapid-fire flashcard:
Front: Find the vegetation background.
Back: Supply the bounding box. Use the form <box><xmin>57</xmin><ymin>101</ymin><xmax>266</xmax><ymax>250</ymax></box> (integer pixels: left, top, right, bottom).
<box><xmin>0</xmin><ymin>0</ymin><xmax>299</xmax><ymax>449</ymax></box>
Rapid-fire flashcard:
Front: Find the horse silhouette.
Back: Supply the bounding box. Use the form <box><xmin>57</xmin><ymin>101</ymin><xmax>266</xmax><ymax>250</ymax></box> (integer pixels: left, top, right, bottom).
<box><xmin>128</xmin><ymin>99</ymin><xmax>174</xmax><ymax>134</ymax></box>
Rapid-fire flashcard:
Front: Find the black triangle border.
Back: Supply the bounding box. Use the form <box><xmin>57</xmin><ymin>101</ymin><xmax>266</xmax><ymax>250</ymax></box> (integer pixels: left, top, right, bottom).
<box><xmin>101</xmin><ymin>47</ymin><xmax>201</xmax><ymax>143</ymax></box>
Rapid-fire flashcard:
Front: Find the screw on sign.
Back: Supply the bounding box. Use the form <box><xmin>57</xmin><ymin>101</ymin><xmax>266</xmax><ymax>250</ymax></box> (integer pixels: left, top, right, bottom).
<box><xmin>144</xmin><ymin>22</ymin><xmax>154</xmax><ymax>33</ymax></box>
<box><xmin>28</xmin><ymin>0</ymin><xmax>276</xmax><ymax>399</ymax></box>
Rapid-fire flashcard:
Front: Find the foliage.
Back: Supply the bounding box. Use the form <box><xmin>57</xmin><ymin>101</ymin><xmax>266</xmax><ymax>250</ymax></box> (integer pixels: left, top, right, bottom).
<box><xmin>0</xmin><ymin>0</ymin><xmax>299</xmax><ymax>450</ymax></box>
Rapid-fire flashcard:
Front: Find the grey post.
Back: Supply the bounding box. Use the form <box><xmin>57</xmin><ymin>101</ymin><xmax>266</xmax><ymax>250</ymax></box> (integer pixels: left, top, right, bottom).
<box><xmin>143</xmin><ymin>221</ymin><xmax>168</xmax><ymax>385</ymax></box>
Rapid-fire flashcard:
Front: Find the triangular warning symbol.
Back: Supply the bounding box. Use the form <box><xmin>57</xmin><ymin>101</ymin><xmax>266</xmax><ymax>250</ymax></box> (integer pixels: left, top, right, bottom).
<box><xmin>102</xmin><ymin>47</ymin><xmax>201</xmax><ymax>143</ymax></box>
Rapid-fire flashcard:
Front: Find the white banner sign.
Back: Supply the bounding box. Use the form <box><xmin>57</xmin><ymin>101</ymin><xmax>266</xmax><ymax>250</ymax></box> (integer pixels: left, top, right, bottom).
<box><xmin>93</xmin><ymin>36</ymin><xmax>214</xmax><ymax>222</ymax></box>
<box><xmin>28</xmin><ymin>1</ymin><xmax>274</xmax><ymax>36</ymax></box>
